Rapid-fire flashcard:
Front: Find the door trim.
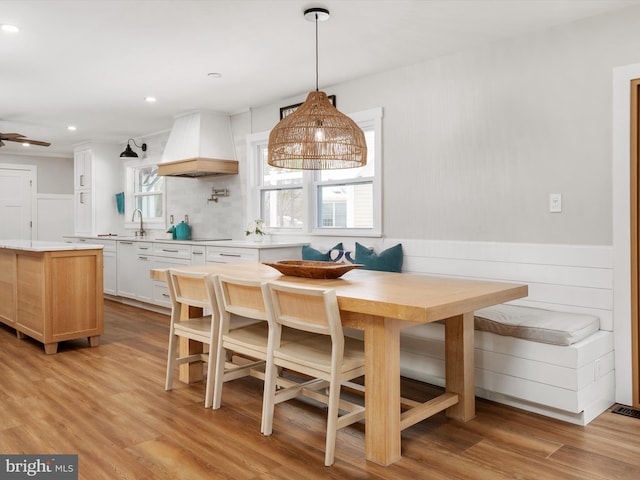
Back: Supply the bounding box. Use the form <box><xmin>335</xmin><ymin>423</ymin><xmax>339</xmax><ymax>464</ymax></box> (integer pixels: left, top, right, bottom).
<box><xmin>631</xmin><ymin>79</ymin><xmax>640</xmax><ymax>408</ymax></box>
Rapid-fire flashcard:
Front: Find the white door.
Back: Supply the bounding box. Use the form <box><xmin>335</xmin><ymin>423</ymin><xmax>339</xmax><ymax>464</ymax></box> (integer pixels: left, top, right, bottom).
<box><xmin>0</xmin><ymin>166</ymin><xmax>34</xmax><ymax>240</ymax></box>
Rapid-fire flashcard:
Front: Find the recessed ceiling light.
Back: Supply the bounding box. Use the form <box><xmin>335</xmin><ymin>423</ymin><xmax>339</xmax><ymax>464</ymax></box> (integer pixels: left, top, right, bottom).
<box><xmin>145</xmin><ymin>96</ymin><xmax>157</xmax><ymax>103</ymax></box>
<box><xmin>22</xmin><ymin>143</ymin><xmax>29</xmax><ymax>147</ymax></box>
<box><xmin>67</xmin><ymin>125</ymin><xmax>77</xmax><ymax>131</ymax></box>
<box><xmin>1</xmin><ymin>24</ymin><xmax>20</xmax><ymax>33</ymax></box>
<box><xmin>207</xmin><ymin>72</ymin><xmax>222</xmax><ymax>78</ymax></box>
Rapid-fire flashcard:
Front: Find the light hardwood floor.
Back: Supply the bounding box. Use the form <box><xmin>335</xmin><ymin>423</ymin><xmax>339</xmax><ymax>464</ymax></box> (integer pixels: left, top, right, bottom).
<box><xmin>1</xmin><ymin>300</ymin><xmax>639</xmax><ymax>479</ymax></box>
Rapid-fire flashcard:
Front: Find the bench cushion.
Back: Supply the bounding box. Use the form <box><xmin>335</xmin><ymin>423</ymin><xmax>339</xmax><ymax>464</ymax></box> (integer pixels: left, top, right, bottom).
<box><xmin>474</xmin><ymin>305</ymin><xmax>600</xmax><ymax>346</ymax></box>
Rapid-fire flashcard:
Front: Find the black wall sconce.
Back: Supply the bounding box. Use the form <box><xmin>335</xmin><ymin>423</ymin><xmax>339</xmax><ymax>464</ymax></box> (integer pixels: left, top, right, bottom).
<box><xmin>120</xmin><ymin>138</ymin><xmax>148</xmax><ymax>158</ymax></box>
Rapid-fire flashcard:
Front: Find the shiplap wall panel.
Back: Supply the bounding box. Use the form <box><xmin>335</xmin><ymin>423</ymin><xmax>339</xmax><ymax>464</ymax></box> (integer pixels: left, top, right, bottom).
<box><xmin>384</xmin><ymin>239</ymin><xmax>613</xmax><ymax>268</ymax></box>
<box><xmin>370</xmin><ymin>238</ymin><xmax>617</xmax><ymax>425</ymax></box>
<box><xmin>403</xmin><ymin>257</ymin><xmax>611</xmax><ymax>289</ymax></box>
<box><xmin>379</xmin><ymin>239</ymin><xmax>613</xmax><ymax>330</ymax></box>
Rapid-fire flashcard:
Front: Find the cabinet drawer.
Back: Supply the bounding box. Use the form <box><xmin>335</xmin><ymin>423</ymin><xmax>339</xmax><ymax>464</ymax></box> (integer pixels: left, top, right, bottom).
<box><xmin>206</xmin><ymin>246</ymin><xmax>259</xmax><ymax>263</ymax></box>
<box><xmin>152</xmin><ymin>256</ymin><xmax>190</xmax><ymax>307</ymax></box>
<box><xmin>152</xmin><ymin>256</ymin><xmax>190</xmax><ymax>270</ymax></box>
<box><xmin>153</xmin><ymin>283</ymin><xmax>172</xmax><ymax>308</ymax></box>
<box><xmin>153</xmin><ymin>242</ymin><xmax>192</xmax><ymax>259</ymax></box>
<box><xmin>191</xmin><ymin>245</ymin><xmax>206</xmax><ymax>265</ymax></box>
<box><xmin>77</xmin><ymin>238</ymin><xmax>116</xmax><ymax>253</ymax></box>
<box><xmin>136</xmin><ymin>242</ymin><xmax>153</xmax><ymax>255</ymax></box>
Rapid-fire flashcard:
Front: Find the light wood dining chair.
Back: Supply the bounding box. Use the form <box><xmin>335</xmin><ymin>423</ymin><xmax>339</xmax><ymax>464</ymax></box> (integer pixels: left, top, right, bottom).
<box><xmin>211</xmin><ymin>275</ymin><xmax>273</xmax><ymax>411</ymax></box>
<box><xmin>262</xmin><ymin>281</ymin><xmax>366</xmax><ymax>467</ymax></box>
<box><xmin>164</xmin><ymin>269</ymin><xmax>219</xmax><ymax>408</ymax></box>
<box><xmin>211</xmin><ymin>275</ymin><xmax>313</xmax><ymax>411</ymax></box>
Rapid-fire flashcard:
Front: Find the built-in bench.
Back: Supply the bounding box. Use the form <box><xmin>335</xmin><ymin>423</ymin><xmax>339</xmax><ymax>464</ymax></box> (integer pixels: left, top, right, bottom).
<box><xmin>400</xmin><ymin>304</ymin><xmax>613</xmax><ymax>425</ymax></box>
<box><xmin>308</xmin><ymin>239</ymin><xmax>614</xmax><ymax>425</ymax></box>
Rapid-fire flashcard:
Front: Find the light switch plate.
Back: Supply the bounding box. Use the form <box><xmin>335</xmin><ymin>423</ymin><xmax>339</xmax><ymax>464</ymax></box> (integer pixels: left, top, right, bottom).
<box><xmin>549</xmin><ymin>193</ymin><xmax>562</xmax><ymax>213</ymax></box>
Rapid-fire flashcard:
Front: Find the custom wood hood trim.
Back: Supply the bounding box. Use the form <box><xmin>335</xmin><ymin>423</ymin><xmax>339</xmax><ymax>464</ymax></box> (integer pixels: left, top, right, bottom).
<box><xmin>157</xmin><ymin>158</ymin><xmax>239</xmax><ymax>177</ymax></box>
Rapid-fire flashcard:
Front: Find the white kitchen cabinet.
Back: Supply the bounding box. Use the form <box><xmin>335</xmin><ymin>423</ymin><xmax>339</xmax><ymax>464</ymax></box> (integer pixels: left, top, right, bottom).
<box><xmin>76</xmin><ymin>237</ymin><xmax>117</xmax><ymax>295</ymax></box>
<box><xmin>103</xmin><ymin>245</ymin><xmax>117</xmax><ymax>295</ymax></box>
<box><xmin>74</xmin><ymin>149</ymin><xmax>93</xmax><ymax>190</ymax></box>
<box><xmin>206</xmin><ymin>245</ymin><xmax>259</xmax><ymax>264</ymax></box>
<box><xmin>110</xmin><ymin>240</ymin><xmax>305</xmax><ymax>309</ymax></box>
<box><xmin>152</xmin><ymin>242</ymin><xmax>192</xmax><ymax>260</ymax></box>
<box><xmin>152</xmin><ymin>256</ymin><xmax>190</xmax><ymax>308</ymax></box>
<box><xmin>205</xmin><ymin>244</ymin><xmax>301</xmax><ymax>264</ymax></box>
<box><xmin>117</xmin><ymin>241</ymin><xmax>153</xmax><ymax>302</ymax></box>
<box><xmin>73</xmin><ymin>142</ymin><xmax>122</xmax><ymax>236</ymax></box>
<box><xmin>151</xmin><ymin>242</ymin><xmax>192</xmax><ymax>307</ymax></box>
<box><xmin>74</xmin><ymin>191</ymin><xmax>92</xmax><ymax>235</ymax></box>
<box><xmin>191</xmin><ymin>245</ymin><xmax>206</xmax><ymax>265</ymax></box>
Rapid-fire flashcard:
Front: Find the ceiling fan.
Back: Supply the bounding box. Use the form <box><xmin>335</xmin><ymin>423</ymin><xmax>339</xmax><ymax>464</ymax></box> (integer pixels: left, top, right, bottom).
<box><xmin>0</xmin><ymin>132</ymin><xmax>51</xmax><ymax>147</ymax></box>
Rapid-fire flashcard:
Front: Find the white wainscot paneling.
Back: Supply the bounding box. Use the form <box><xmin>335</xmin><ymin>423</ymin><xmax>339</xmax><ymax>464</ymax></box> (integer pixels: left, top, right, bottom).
<box><xmin>378</xmin><ymin>238</ymin><xmax>615</xmax><ymax>425</ymax></box>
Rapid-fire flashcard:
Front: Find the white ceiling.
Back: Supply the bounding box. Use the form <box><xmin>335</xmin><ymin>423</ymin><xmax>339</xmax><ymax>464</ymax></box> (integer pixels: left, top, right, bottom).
<box><xmin>1</xmin><ymin>0</ymin><xmax>638</xmax><ymax>157</ymax></box>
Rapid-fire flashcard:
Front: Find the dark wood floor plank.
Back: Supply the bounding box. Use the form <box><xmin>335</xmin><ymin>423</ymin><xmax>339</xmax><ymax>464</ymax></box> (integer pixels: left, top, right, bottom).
<box><xmin>1</xmin><ymin>299</ymin><xmax>640</xmax><ymax>479</ymax></box>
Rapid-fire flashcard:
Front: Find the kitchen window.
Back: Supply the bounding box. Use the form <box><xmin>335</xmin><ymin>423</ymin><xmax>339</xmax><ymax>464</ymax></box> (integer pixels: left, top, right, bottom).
<box><xmin>246</xmin><ymin>107</ymin><xmax>382</xmax><ymax>236</ymax></box>
<box><xmin>124</xmin><ymin>162</ymin><xmax>166</xmax><ymax>231</ymax></box>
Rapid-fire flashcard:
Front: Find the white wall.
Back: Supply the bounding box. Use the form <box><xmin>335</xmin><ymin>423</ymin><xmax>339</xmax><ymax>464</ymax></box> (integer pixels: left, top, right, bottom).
<box><xmin>246</xmin><ymin>4</ymin><xmax>640</xmax><ymax>246</ymax></box>
<box><xmin>240</xmin><ymin>5</ymin><xmax>640</xmax><ymax>405</ymax></box>
<box><xmin>36</xmin><ymin>194</ymin><xmax>73</xmax><ymax>241</ymax></box>
<box><xmin>0</xmin><ymin>154</ymin><xmax>73</xmax><ymax>193</ymax></box>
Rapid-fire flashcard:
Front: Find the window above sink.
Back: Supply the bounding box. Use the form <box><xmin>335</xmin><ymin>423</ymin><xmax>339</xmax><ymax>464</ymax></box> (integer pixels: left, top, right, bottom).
<box><xmin>124</xmin><ymin>161</ymin><xmax>166</xmax><ymax>233</ymax></box>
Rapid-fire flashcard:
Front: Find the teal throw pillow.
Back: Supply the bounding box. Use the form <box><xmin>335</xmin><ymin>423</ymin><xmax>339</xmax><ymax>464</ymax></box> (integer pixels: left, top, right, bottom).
<box><xmin>355</xmin><ymin>242</ymin><xmax>403</xmax><ymax>272</ymax></box>
<box><xmin>302</xmin><ymin>243</ymin><xmax>344</xmax><ymax>262</ymax></box>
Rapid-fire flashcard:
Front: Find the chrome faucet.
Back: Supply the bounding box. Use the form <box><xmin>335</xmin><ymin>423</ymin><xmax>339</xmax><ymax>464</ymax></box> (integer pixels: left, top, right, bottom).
<box><xmin>132</xmin><ymin>208</ymin><xmax>146</xmax><ymax>238</ymax></box>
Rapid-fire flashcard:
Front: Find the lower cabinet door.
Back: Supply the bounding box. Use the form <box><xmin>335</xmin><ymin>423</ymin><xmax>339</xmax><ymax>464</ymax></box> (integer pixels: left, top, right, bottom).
<box><xmin>152</xmin><ymin>256</ymin><xmax>190</xmax><ymax>307</ymax></box>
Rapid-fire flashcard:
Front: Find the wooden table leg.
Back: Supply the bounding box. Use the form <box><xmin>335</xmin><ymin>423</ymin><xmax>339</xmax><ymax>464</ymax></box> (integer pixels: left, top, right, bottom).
<box><xmin>178</xmin><ymin>304</ymin><xmax>204</xmax><ymax>384</ymax></box>
<box><xmin>363</xmin><ymin>315</ymin><xmax>402</xmax><ymax>465</ymax></box>
<box><xmin>444</xmin><ymin>312</ymin><xmax>476</xmax><ymax>421</ymax></box>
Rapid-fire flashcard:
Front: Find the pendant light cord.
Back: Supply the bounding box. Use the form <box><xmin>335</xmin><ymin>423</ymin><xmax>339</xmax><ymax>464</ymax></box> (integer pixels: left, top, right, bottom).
<box><xmin>315</xmin><ymin>12</ymin><xmax>319</xmax><ymax>92</ymax></box>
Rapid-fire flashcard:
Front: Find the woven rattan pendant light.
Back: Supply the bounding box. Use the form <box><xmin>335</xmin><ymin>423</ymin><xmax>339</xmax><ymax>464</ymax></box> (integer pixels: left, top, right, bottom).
<box><xmin>268</xmin><ymin>7</ymin><xmax>367</xmax><ymax>170</ymax></box>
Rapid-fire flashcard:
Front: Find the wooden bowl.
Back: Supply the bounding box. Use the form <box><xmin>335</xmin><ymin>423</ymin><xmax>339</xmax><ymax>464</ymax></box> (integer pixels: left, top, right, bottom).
<box><xmin>263</xmin><ymin>260</ymin><xmax>363</xmax><ymax>279</ymax></box>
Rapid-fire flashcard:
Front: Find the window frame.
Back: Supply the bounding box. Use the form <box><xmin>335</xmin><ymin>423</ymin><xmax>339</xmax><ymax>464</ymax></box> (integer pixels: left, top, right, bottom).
<box><xmin>123</xmin><ymin>160</ymin><xmax>167</xmax><ymax>232</ymax></box>
<box><xmin>246</xmin><ymin>107</ymin><xmax>382</xmax><ymax>237</ymax></box>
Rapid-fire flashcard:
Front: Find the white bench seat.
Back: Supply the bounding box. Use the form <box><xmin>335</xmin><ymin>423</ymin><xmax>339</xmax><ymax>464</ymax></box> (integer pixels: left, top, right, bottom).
<box><xmin>474</xmin><ymin>304</ymin><xmax>600</xmax><ymax>346</ymax></box>
<box><xmin>399</xmin><ymin>313</ymin><xmax>614</xmax><ymax>425</ymax></box>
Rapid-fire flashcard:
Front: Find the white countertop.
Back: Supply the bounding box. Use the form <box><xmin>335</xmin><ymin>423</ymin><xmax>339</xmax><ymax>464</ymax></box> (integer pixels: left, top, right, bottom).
<box><xmin>0</xmin><ymin>239</ymin><xmax>104</xmax><ymax>252</ymax></box>
<box><xmin>63</xmin><ymin>235</ymin><xmax>307</xmax><ymax>249</ymax></box>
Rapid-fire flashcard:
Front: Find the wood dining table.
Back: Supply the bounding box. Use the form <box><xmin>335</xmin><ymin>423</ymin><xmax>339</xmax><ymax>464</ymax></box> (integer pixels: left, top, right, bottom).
<box><xmin>151</xmin><ymin>262</ymin><xmax>527</xmax><ymax>466</ymax></box>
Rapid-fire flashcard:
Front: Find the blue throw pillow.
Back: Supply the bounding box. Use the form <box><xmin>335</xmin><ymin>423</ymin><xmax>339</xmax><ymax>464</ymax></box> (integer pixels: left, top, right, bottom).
<box><xmin>302</xmin><ymin>243</ymin><xmax>344</xmax><ymax>262</ymax></box>
<box><xmin>355</xmin><ymin>242</ymin><xmax>403</xmax><ymax>272</ymax></box>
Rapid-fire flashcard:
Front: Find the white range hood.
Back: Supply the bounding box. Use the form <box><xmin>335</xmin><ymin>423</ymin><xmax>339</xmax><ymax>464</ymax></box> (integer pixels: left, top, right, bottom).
<box><xmin>158</xmin><ymin>111</ymin><xmax>238</xmax><ymax>177</ymax></box>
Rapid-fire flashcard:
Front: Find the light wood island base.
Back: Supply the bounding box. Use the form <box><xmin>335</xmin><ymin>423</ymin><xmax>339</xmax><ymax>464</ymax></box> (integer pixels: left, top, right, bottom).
<box><xmin>0</xmin><ymin>241</ymin><xmax>104</xmax><ymax>354</ymax></box>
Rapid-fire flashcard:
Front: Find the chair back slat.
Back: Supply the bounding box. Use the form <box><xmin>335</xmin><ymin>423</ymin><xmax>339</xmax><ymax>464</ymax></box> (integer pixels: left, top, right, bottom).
<box><xmin>267</xmin><ymin>281</ymin><xmax>342</xmax><ymax>338</ymax></box>
<box><xmin>167</xmin><ymin>269</ymin><xmax>215</xmax><ymax>310</ymax></box>
<box><xmin>216</xmin><ymin>275</ymin><xmax>269</xmax><ymax>321</ymax></box>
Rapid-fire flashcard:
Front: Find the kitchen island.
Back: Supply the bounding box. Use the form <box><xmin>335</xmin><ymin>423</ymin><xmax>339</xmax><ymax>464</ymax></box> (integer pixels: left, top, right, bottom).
<box><xmin>0</xmin><ymin>240</ymin><xmax>104</xmax><ymax>354</ymax></box>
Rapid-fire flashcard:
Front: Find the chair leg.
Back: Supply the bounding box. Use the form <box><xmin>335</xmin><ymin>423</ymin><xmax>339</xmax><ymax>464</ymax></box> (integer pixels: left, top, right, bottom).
<box><xmin>261</xmin><ymin>362</ymin><xmax>278</xmax><ymax>435</ymax></box>
<box><xmin>204</xmin><ymin>351</ymin><xmax>216</xmax><ymax>408</ymax></box>
<box><xmin>324</xmin><ymin>379</ymin><xmax>341</xmax><ymax>466</ymax></box>
<box><xmin>211</xmin><ymin>344</ymin><xmax>227</xmax><ymax>410</ymax></box>
<box><xmin>165</xmin><ymin>332</ymin><xmax>178</xmax><ymax>391</ymax></box>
